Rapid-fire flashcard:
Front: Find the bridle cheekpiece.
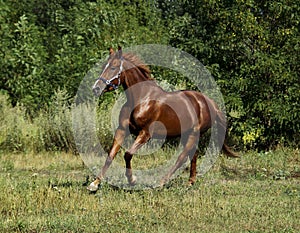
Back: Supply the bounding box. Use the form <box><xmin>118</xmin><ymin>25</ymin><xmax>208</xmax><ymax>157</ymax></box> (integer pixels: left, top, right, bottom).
<box><xmin>97</xmin><ymin>57</ymin><xmax>124</xmax><ymax>90</ymax></box>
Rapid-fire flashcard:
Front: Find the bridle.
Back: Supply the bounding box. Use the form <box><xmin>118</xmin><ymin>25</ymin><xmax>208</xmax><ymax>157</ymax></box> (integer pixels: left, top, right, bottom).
<box><xmin>97</xmin><ymin>57</ymin><xmax>124</xmax><ymax>90</ymax></box>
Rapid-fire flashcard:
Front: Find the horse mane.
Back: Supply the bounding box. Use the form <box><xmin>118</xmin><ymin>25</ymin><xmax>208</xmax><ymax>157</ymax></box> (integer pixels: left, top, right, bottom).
<box><xmin>123</xmin><ymin>53</ymin><xmax>153</xmax><ymax>80</ymax></box>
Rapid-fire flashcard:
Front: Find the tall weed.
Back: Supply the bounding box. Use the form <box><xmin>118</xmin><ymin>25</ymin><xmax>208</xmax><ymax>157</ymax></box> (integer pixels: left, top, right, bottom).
<box><xmin>0</xmin><ymin>90</ymin><xmax>77</xmax><ymax>154</ymax></box>
<box><xmin>0</xmin><ymin>93</ymin><xmax>39</xmax><ymax>152</ymax></box>
<box><xmin>36</xmin><ymin>89</ymin><xmax>77</xmax><ymax>154</ymax></box>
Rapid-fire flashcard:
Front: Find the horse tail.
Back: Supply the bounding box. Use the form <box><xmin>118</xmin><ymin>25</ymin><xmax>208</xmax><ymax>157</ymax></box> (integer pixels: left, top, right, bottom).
<box><xmin>215</xmin><ymin>109</ymin><xmax>239</xmax><ymax>158</ymax></box>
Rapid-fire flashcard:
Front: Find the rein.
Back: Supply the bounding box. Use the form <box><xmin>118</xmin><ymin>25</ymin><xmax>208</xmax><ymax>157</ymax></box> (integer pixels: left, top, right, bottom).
<box><xmin>97</xmin><ymin>58</ymin><xmax>124</xmax><ymax>90</ymax></box>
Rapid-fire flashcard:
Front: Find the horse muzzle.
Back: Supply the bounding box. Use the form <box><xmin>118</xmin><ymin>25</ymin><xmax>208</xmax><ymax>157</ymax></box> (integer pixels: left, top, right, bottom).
<box><xmin>93</xmin><ymin>86</ymin><xmax>102</xmax><ymax>97</ymax></box>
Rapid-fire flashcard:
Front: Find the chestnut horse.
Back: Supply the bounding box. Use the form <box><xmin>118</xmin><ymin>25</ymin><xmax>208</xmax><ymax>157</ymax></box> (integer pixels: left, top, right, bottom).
<box><xmin>87</xmin><ymin>47</ymin><xmax>237</xmax><ymax>191</ymax></box>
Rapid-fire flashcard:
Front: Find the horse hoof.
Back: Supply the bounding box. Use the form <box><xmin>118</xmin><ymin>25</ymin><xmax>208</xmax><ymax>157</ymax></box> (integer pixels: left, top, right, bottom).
<box><xmin>187</xmin><ymin>179</ymin><xmax>195</xmax><ymax>186</ymax></box>
<box><xmin>87</xmin><ymin>181</ymin><xmax>99</xmax><ymax>192</ymax></box>
<box><xmin>159</xmin><ymin>179</ymin><xmax>166</xmax><ymax>188</ymax></box>
<box><xmin>129</xmin><ymin>175</ymin><xmax>137</xmax><ymax>186</ymax></box>
<box><xmin>187</xmin><ymin>181</ymin><xmax>194</xmax><ymax>187</ymax></box>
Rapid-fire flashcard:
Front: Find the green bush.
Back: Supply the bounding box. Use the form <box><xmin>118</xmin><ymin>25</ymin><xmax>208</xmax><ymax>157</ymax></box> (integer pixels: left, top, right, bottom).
<box><xmin>0</xmin><ymin>0</ymin><xmax>299</xmax><ymax>151</ymax></box>
<box><xmin>0</xmin><ymin>91</ymin><xmax>76</xmax><ymax>154</ymax></box>
<box><xmin>0</xmin><ymin>93</ymin><xmax>35</xmax><ymax>152</ymax></box>
<box><xmin>163</xmin><ymin>0</ymin><xmax>300</xmax><ymax>149</ymax></box>
<box><xmin>36</xmin><ymin>89</ymin><xmax>77</xmax><ymax>154</ymax></box>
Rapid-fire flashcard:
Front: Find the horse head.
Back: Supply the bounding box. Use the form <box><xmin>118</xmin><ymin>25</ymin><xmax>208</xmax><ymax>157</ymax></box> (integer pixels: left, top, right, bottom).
<box><xmin>92</xmin><ymin>46</ymin><xmax>124</xmax><ymax>96</ymax></box>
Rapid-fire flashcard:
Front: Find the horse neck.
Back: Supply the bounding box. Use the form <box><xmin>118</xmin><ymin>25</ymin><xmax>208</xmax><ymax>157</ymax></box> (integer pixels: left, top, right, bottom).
<box><xmin>121</xmin><ymin>65</ymin><xmax>157</xmax><ymax>104</ymax></box>
<box><xmin>123</xmin><ymin>68</ymin><xmax>148</xmax><ymax>88</ymax></box>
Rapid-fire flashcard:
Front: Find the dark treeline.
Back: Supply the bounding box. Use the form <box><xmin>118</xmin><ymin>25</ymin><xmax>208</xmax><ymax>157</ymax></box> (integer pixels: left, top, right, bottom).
<box><xmin>0</xmin><ymin>0</ymin><xmax>299</xmax><ymax>150</ymax></box>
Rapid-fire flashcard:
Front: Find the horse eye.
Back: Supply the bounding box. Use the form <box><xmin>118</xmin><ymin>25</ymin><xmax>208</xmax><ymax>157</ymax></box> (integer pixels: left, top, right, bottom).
<box><xmin>111</xmin><ymin>66</ymin><xmax>117</xmax><ymax>70</ymax></box>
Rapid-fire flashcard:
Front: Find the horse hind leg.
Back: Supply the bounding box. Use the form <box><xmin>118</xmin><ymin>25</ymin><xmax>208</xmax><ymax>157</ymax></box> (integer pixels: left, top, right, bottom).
<box><xmin>160</xmin><ymin>132</ymin><xmax>199</xmax><ymax>187</ymax></box>
<box><xmin>188</xmin><ymin>149</ymin><xmax>198</xmax><ymax>185</ymax></box>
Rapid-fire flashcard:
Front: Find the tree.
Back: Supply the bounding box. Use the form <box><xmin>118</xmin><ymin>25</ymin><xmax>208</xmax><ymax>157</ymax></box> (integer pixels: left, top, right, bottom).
<box><xmin>1</xmin><ymin>12</ymin><xmax>48</xmax><ymax>115</ymax></box>
<box><xmin>160</xmin><ymin>0</ymin><xmax>300</xmax><ymax>149</ymax></box>
<box><xmin>0</xmin><ymin>0</ymin><xmax>167</xmax><ymax>116</ymax></box>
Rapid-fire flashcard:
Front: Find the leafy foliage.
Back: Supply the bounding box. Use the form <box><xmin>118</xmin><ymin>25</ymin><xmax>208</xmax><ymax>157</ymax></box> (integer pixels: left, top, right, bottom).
<box><xmin>0</xmin><ymin>0</ymin><xmax>299</xmax><ymax>151</ymax></box>
<box><xmin>162</xmin><ymin>0</ymin><xmax>300</xmax><ymax>149</ymax></box>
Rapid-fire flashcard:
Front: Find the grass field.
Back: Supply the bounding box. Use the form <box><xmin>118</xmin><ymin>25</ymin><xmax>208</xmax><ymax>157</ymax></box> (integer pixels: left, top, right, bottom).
<box><xmin>0</xmin><ymin>148</ymin><xmax>299</xmax><ymax>232</ymax></box>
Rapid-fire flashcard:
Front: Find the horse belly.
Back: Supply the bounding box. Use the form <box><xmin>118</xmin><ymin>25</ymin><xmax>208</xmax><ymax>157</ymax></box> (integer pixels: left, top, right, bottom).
<box><xmin>156</xmin><ymin>104</ymin><xmax>195</xmax><ymax>137</ymax></box>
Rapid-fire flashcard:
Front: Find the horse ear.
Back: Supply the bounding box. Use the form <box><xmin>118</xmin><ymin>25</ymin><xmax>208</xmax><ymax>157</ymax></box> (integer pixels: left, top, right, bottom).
<box><xmin>117</xmin><ymin>46</ymin><xmax>122</xmax><ymax>58</ymax></box>
<box><xmin>109</xmin><ymin>47</ymin><xmax>114</xmax><ymax>55</ymax></box>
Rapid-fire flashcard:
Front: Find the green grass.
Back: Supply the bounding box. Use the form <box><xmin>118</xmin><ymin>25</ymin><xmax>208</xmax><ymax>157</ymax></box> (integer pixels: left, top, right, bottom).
<box><xmin>0</xmin><ymin>149</ymin><xmax>299</xmax><ymax>232</ymax></box>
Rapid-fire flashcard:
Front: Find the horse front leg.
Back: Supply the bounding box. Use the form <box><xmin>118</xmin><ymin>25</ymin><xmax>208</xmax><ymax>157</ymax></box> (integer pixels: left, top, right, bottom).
<box><xmin>87</xmin><ymin>128</ymin><xmax>126</xmax><ymax>191</ymax></box>
<box><xmin>124</xmin><ymin>130</ymin><xmax>150</xmax><ymax>185</ymax></box>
